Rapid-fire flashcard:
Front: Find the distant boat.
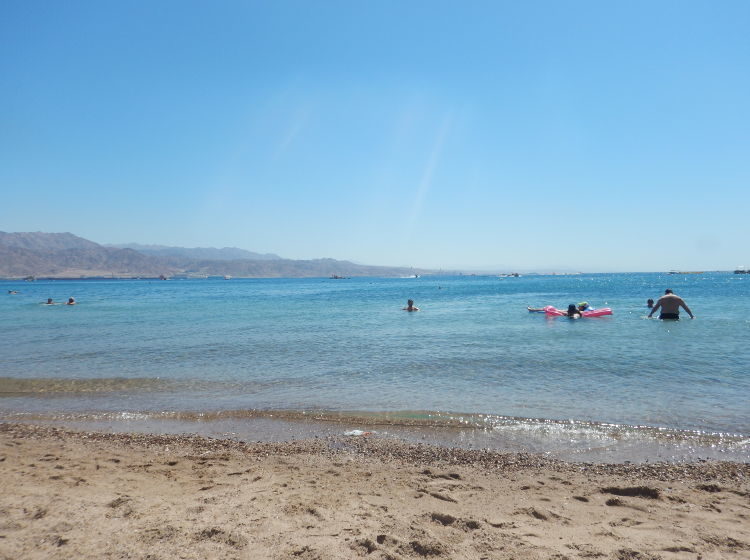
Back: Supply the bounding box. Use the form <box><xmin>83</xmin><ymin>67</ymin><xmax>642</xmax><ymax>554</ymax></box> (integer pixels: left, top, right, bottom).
<box><xmin>224</xmin><ymin>275</ymin><xmax>232</xmax><ymax>280</ymax></box>
<box><xmin>668</xmin><ymin>271</ymin><xmax>704</xmax><ymax>274</ymax></box>
<box><xmin>734</xmin><ymin>267</ymin><xmax>749</xmax><ymax>274</ymax></box>
<box><xmin>330</xmin><ymin>274</ymin><xmax>347</xmax><ymax>279</ymax></box>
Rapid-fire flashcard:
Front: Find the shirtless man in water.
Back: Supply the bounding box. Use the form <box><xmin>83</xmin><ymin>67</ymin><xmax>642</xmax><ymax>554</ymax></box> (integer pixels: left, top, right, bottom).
<box><xmin>648</xmin><ymin>289</ymin><xmax>694</xmax><ymax>320</ymax></box>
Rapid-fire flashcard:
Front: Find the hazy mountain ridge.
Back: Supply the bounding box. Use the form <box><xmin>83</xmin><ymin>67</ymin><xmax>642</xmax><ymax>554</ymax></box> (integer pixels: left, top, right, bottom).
<box><xmin>171</xmin><ymin>257</ymin><xmax>423</xmax><ymax>278</ymax></box>
<box><xmin>0</xmin><ymin>233</ymin><xmax>175</xmax><ymax>277</ymax></box>
<box><xmin>106</xmin><ymin>243</ymin><xmax>282</xmax><ymax>261</ymax></box>
<box><xmin>0</xmin><ymin>231</ymin><xmax>100</xmax><ymax>252</ymax></box>
<box><xmin>0</xmin><ymin>232</ymin><xmax>429</xmax><ymax>278</ymax></box>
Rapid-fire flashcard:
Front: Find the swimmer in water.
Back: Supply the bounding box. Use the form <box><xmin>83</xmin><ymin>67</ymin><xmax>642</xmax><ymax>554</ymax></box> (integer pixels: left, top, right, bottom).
<box><xmin>67</xmin><ymin>297</ymin><xmax>76</xmax><ymax>305</ymax></box>
<box><xmin>403</xmin><ymin>299</ymin><xmax>419</xmax><ymax>312</ymax></box>
<box><xmin>45</xmin><ymin>298</ymin><xmax>54</xmax><ymax>305</ymax></box>
<box><xmin>566</xmin><ymin>304</ymin><xmax>582</xmax><ymax>318</ymax></box>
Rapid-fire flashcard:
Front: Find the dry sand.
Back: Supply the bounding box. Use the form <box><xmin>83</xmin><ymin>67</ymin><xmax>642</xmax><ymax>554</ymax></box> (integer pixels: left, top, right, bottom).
<box><xmin>0</xmin><ymin>423</ymin><xmax>748</xmax><ymax>560</ymax></box>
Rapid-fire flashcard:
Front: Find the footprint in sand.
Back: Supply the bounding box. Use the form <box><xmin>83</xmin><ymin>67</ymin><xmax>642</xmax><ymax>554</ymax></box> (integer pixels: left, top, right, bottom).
<box><xmin>428</xmin><ymin>512</ymin><xmax>481</xmax><ymax>531</ymax></box>
<box><xmin>600</xmin><ymin>486</ymin><xmax>660</xmax><ymax>500</ymax></box>
<box><xmin>106</xmin><ymin>496</ymin><xmax>134</xmax><ymax>518</ymax></box>
<box><xmin>195</xmin><ymin>527</ymin><xmax>248</xmax><ymax>549</ymax></box>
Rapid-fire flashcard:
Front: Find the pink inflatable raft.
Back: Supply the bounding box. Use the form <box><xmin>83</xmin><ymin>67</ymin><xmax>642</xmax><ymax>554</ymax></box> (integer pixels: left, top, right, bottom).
<box><xmin>543</xmin><ymin>305</ymin><xmax>612</xmax><ymax>317</ymax></box>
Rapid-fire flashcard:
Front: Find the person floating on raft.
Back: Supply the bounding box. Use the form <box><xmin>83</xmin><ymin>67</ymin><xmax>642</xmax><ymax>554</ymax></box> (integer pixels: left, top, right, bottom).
<box><xmin>545</xmin><ymin>304</ymin><xmax>612</xmax><ymax>317</ymax></box>
<box><xmin>528</xmin><ymin>302</ymin><xmax>612</xmax><ymax>317</ymax></box>
<box><xmin>528</xmin><ymin>302</ymin><xmax>593</xmax><ymax>313</ymax></box>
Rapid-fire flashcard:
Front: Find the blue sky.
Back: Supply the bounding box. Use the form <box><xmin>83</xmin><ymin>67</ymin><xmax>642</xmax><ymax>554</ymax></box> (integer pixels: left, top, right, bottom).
<box><xmin>2</xmin><ymin>1</ymin><xmax>748</xmax><ymax>271</ymax></box>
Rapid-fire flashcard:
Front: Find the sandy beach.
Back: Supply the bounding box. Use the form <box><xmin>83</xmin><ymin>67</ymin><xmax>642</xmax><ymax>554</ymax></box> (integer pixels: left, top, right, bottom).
<box><xmin>0</xmin><ymin>423</ymin><xmax>748</xmax><ymax>560</ymax></box>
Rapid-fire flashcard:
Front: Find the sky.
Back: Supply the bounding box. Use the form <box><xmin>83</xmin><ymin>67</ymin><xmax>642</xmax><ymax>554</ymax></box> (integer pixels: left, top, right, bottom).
<box><xmin>1</xmin><ymin>1</ymin><xmax>748</xmax><ymax>272</ymax></box>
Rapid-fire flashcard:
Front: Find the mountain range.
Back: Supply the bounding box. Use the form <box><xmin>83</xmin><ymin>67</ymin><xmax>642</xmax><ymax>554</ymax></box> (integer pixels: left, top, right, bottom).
<box><xmin>0</xmin><ymin>232</ymin><xmax>429</xmax><ymax>278</ymax></box>
<box><xmin>105</xmin><ymin>243</ymin><xmax>282</xmax><ymax>261</ymax></box>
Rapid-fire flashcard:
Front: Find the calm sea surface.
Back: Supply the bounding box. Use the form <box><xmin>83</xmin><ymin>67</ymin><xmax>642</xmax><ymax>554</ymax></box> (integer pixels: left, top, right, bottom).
<box><xmin>1</xmin><ymin>273</ymin><xmax>748</xmax><ymax>462</ymax></box>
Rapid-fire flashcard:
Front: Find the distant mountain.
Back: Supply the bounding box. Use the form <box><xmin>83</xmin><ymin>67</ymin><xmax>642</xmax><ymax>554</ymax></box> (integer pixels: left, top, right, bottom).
<box><xmin>0</xmin><ymin>232</ymin><xmax>431</xmax><ymax>278</ymax></box>
<box><xmin>169</xmin><ymin>257</ymin><xmax>424</xmax><ymax>278</ymax></box>
<box><xmin>0</xmin><ymin>231</ymin><xmax>100</xmax><ymax>252</ymax></box>
<box><xmin>107</xmin><ymin>243</ymin><xmax>282</xmax><ymax>261</ymax></box>
<box><xmin>0</xmin><ymin>232</ymin><xmax>175</xmax><ymax>278</ymax></box>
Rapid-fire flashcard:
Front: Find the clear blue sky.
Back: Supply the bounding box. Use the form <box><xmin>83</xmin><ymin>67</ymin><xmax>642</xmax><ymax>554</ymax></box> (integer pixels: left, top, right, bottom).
<box><xmin>2</xmin><ymin>1</ymin><xmax>748</xmax><ymax>271</ymax></box>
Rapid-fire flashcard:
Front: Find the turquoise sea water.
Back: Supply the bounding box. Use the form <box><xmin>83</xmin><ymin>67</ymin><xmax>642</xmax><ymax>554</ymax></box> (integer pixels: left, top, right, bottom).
<box><xmin>1</xmin><ymin>273</ymin><xmax>748</xmax><ymax>462</ymax></box>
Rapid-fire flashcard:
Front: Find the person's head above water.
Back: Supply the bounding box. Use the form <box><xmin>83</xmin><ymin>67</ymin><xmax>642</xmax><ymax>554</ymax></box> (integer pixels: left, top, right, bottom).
<box><xmin>46</xmin><ymin>298</ymin><xmax>53</xmax><ymax>304</ymax></box>
<box><xmin>647</xmin><ymin>298</ymin><xmax>654</xmax><ymax>308</ymax></box>
<box><xmin>567</xmin><ymin>304</ymin><xmax>579</xmax><ymax>316</ymax></box>
<box><xmin>665</xmin><ymin>289</ymin><xmax>673</xmax><ymax>295</ymax></box>
<box><xmin>577</xmin><ymin>301</ymin><xmax>589</xmax><ymax>311</ymax></box>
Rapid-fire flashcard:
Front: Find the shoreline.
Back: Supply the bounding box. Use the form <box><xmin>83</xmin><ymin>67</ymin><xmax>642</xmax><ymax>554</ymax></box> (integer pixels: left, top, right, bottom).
<box><xmin>3</xmin><ymin>422</ymin><xmax>748</xmax><ymax>478</ymax></box>
<box><xmin>4</xmin><ymin>407</ymin><xmax>748</xmax><ymax>464</ymax></box>
<box><xmin>1</xmin><ymin>422</ymin><xmax>748</xmax><ymax>559</ymax></box>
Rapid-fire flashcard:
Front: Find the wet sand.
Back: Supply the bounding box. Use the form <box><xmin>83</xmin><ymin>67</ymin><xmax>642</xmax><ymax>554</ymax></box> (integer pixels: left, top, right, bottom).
<box><xmin>0</xmin><ymin>422</ymin><xmax>748</xmax><ymax>559</ymax></box>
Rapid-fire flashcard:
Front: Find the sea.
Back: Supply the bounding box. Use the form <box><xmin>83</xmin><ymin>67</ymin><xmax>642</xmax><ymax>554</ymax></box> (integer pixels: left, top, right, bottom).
<box><xmin>1</xmin><ymin>272</ymin><xmax>748</xmax><ymax>463</ymax></box>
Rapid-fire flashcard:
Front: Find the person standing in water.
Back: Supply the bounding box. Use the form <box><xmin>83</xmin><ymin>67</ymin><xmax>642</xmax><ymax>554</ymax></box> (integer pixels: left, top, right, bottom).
<box><xmin>648</xmin><ymin>289</ymin><xmax>694</xmax><ymax>320</ymax></box>
<box><xmin>403</xmin><ymin>299</ymin><xmax>419</xmax><ymax>311</ymax></box>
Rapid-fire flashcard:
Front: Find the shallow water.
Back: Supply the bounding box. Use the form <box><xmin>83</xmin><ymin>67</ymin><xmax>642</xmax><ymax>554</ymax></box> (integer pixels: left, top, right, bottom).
<box><xmin>1</xmin><ymin>273</ymin><xmax>748</xmax><ymax>462</ymax></box>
